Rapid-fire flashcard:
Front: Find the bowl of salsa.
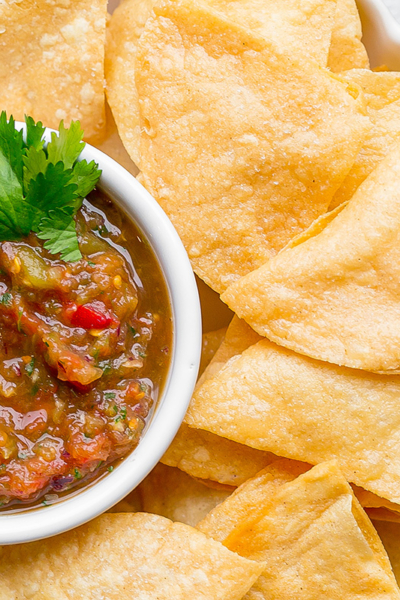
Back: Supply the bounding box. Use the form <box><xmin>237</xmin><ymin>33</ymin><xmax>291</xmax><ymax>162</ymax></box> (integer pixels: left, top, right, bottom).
<box><xmin>0</xmin><ymin>117</ymin><xmax>201</xmax><ymax>543</ymax></box>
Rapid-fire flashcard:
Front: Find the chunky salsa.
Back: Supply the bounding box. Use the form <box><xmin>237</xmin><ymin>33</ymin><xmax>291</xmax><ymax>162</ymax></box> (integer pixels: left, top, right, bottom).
<box><xmin>0</xmin><ymin>191</ymin><xmax>172</xmax><ymax>509</ymax></box>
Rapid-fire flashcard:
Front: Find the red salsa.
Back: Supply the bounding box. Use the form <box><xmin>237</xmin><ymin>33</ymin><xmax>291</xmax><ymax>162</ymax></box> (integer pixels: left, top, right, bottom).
<box><xmin>0</xmin><ymin>191</ymin><xmax>172</xmax><ymax>509</ymax></box>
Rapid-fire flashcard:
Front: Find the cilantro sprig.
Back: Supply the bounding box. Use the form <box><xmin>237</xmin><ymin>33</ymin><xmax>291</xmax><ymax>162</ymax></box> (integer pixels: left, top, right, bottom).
<box><xmin>0</xmin><ymin>112</ymin><xmax>102</xmax><ymax>261</ymax></box>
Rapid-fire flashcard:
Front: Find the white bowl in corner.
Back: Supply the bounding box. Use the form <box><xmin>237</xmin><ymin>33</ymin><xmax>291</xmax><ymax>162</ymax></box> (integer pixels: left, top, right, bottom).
<box><xmin>0</xmin><ymin>124</ymin><xmax>202</xmax><ymax>544</ymax></box>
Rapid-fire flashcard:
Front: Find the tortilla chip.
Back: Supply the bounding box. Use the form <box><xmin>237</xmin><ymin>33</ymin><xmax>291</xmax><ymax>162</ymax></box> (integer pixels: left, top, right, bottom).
<box><xmin>161</xmin><ymin>423</ymin><xmax>276</xmax><ymax>487</ymax></box>
<box><xmin>138</xmin><ymin>463</ymin><xmax>230</xmax><ymax>526</ymax></box>
<box><xmin>134</xmin><ymin>0</ymin><xmax>369</xmax><ymax>293</ymax></box>
<box><xmin>105</xmin><ymin>0</ymin><xmax>154</xmax><ymax>166</ymax></box>
<box><xmin>199</xmin><ymin>327</ymin><xmax>228</xmax><ymax>379</ymax></box>
<box><xmin>199</xmin><ymin>461</ymin><xmax>400</xmax><ymax>599</ymax></box>
<box><xmin>204</xmin><ymin>0</ymin><xmax>337</xmax><ymax>67</ymax></box>
<box><xmin>223</xmin><ymin>143</ymin><xmax>400</xmax><ymax>373</ymax></box>
<box><xmin>198</xmin><ymin>459</ymin><xmax>309</xmax><ymax>542</ymax></box>
<box><xmin>95</xmin><ymin>103</ymin><xmax>139</xmax><ymax>176</ymax></box>
<box><xmin>328</xmin><ymin>0</ymin><xmax>369</xmax><ymax>72</ymax></box>
<box><xmin>186</xmin><ymin>337</ymin><xmax>400</xmax><ymax>505</ymax></box>
<box><xmin>0</xmin><ymin>0</ymin><xmax>107</xmax><ymax>143</ymax></box>
<box><xmin>0</xmin><ymin>513</ymin><xmax>264</xmax><ymax>600</ymax></box>
<box><xmin>330</xmin><ymin>70</ymin><xmax>400</xmax><ymax>208</ymax></box>
<box><xmin>373</xmin><ymin>520</ymin><xmax>400</xmax><ymax>586</ymax></box>
<box><xmin>106</xmin><ymin>0</ymin><xmax>337</xmax><ymax>169</ymax></box>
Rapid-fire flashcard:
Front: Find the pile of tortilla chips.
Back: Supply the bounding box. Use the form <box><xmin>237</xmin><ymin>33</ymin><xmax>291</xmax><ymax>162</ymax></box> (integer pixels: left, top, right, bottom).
<box><xmin>2</xmin><ymin>0</ymin><xmax>400</xmax><ymax>597</ymax></box>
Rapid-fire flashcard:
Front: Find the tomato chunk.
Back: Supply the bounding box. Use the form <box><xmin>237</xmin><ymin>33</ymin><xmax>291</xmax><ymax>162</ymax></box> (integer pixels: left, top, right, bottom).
<box><xmin>71</xmin><ymin>304</ymin><xmax>112</xmax><ymax>329</ymax></box>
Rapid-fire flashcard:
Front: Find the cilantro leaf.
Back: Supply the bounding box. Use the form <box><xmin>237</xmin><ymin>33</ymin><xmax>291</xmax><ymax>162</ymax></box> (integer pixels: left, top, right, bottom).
<box><xmin>71</xmin><ymin>159</ymin><xmax>102</xmax><ymax>200</ymax></box>
<box><xmin>37</xmin><ymin>210</ymin><xmax>82</xmax><ymax>262</ymax></box>
<box><xmin>0</xmin><ymin>115</ymin><xmax>101</xmax><ymax>262</ymax></box>
<box><xmin>22</xmin><ymin>146</ymin><xmax>48</xmax><ymax>191</ymax></box>
<box><xmin>25</xmin><ymin>162</ymin><xmax>78</xmax><ymax>231</ymax></box>
<box><xmin>24</xmin><ymin>116</ymin><xmax>45</xmax><ymax>151</ymax></box>
<box><xmin>0</xmin><ymin>112</ymin><xmax>25</xmax><ymax>186</ymax></box>
<box><xmin>47</xmin><ymin>121</ymin><xmax>85</xmax><ymax>169</ymax></box>
<box><xmin>0</xmin><ymin>150</ymin><xmax>33</xmax><ymax>239</ymax></box>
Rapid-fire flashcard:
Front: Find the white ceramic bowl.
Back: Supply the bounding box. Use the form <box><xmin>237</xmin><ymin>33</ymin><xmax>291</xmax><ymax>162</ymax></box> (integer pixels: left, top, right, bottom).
<box><xmin>0</xmin><ymin>125</ymin><xmax>202</xmax><ymax>544</ymax></box>
<box><xmin>357</xmin><ymin>0</ymin><xmax>400</xmax><ymax>69</ymax></box>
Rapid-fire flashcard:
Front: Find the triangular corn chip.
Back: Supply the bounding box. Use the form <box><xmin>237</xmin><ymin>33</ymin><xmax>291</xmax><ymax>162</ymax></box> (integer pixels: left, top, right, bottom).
<box><xmin>328</xmin><ymin>0</ymin><xmax>369</xmax><ymax>71</ymax></box>
<box><xmin>222</xmin><ymin>143</ymin><xmax>400</xmax><ymax>372</ymax></box>
<box><xmin>330</xmin><ymin>70</ymin><xmax>400</xmax><ymax>208</ymax></box>
<box><xmin>134</xmin><ymin>0</ymin><xmax>369</xmax><ymax>292</ymax></box>
<box><xmin>198</xmin><ymin>459</ymin><xmax>309</xmax><ymax>542</ymax></box>
<box><xmin>186</xmin><ymin>337</ymin><xmax>400</xmax><ymax>504</ymax></box>
<box><xmin>199</xmin><ymin>462</ymin><xmax>400</xmax><ymax>599</ymax></box>
<box><xmin>106</xmin><ymin>0</ymin><xmax>338</xmax><ymax>169</ymax></box>
<box><xmin>0</xmin><ymin>0</ymin><xmax>107</xmax><ymax>142</ymax></box>
<box><xmin>0</xmin><ymin>513</ymin><xmax>264</xmax><ymax>599</ymax></box>
<box><xmin>162</xmin><ymin>423</ymin><xmax>276</xmax><ymax>487</ymax></box>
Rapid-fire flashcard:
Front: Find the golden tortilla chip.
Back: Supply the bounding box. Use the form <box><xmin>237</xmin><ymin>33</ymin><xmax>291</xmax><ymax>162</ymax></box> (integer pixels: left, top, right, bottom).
<box><xmin>138</xmin><ymin>463</ymin><xmax>230</xmax><ymax>527</ymax></box>
<box><xmin>0</xmin><ymin>0</ymin><xmax>107</xmax><ymax>143</ymax></box>
<box><xmin>203</xmin><ymin>0</ymin><xmax>337</xmax><ymax>67</ymax></box>
<box><xmin>161</xmin><ymin>423</ymin><xmax>276</xmax><ymax>487</ymax></box>
<box><xmin>330</xmin><ymin>70</ymin><xmax>400</xmax><ymax>208</ymax></box>
<box><xmin>199</xmin><ymin>327</ymin><xmax>228</xmax><ymax>380</ymax></box>
<box><xmin>106</xmin><ymin>0</ymin><xmax>154</xmax><ymax>166</ymax></box>
<box><xmin>135</xmin><ymin>0</ymin><xmax>370</xmax><ymax>293</ymax></box>
<box><xmin>223</xmin><ymin>143</ymin><xmax>400</xmax><ymax>373</ymax></box>
<box><xmin>0</xmin><ymin>513</ymin><xmax>264</xmax><ymax>600</ymax></box>
<box><xmin>199</xmin><ymin>461</ymin><xmax>400</xmax><ymax>599</ymax></box>
<box><xmin>95</xmin><ymin>103</ymin><xmax>139</xmax><ymax>177</ymax></box>
<box><xmin>186</xmin><ymin>337</ymin><xmax>400</xmax><ymax>505</ymax></box>
<box><xmin>328</xmin><ymin>0</ymin><xmax>369</xmax><ymax>72</ymax></box>
<box><xmin>106</xmin><ymin>0</ymin><xmax>337</xmax><ymax>168</ymax></box>
<box><xmin>198</xmin><ymin>459</ymin><xmax>309</xmax><ymax>542</ymax></box>
<box><xmin>373</xmin><ymin>520</ymin><xmax>400</xmax><ymax>586</ymax></box>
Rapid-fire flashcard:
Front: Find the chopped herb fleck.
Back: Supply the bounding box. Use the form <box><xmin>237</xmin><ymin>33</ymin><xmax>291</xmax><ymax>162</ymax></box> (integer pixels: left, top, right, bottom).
<box><xmin>25</xmin><ymin>357</ymin><xmax>35</xmax><ymax>376</ymax></box>
<box><xmin>0</xmin><ymin>292</ymin><xmax>12</xmax><ymax>306</ymax></box>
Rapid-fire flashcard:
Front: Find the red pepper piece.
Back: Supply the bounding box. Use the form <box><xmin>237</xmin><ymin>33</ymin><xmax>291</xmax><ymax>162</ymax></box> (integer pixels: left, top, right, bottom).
<box><xmin>71</xmin><ymin>304</ymin><xmax>112</xmax><ymax>330</ymax></box>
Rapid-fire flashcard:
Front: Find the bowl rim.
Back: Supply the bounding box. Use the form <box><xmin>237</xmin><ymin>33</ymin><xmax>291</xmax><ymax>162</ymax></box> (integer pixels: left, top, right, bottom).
<box><xmin>0</xmin><ymin>123</ymin><xmax>202</xmax><ymax>544</ymax></box>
